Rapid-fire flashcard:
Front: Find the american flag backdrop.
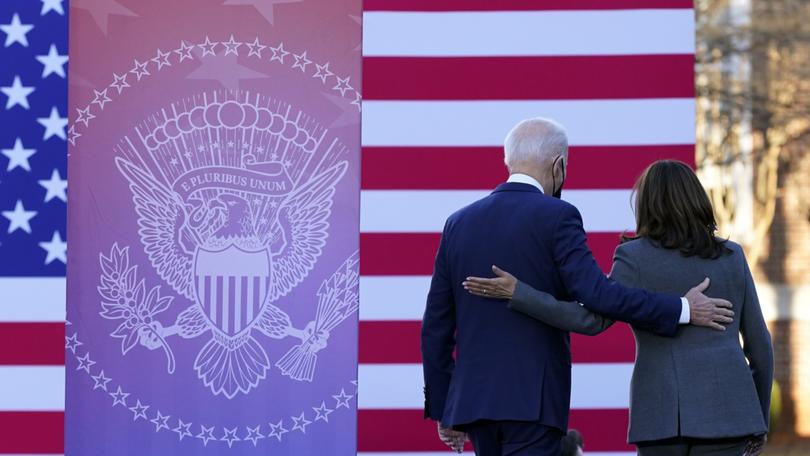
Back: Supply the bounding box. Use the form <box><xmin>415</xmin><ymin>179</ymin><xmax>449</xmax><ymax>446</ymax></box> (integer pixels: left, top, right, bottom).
<box><xmin>0</xmin><ymin>0</ymin><xmax>695</xmax><ymax>455</ymax></box>
<box><xmin>0</xmin><ymin>0</ymin><xmax>68</xmax><ymax>454</ymax></box>
<box><xmin>357</xmin><ymin>1</ymin><xmax>695</xmax><ymax>455</ymax></box>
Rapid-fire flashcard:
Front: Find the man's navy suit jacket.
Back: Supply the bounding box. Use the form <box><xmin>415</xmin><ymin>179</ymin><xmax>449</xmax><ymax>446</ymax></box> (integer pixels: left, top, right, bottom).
<box><xmin>421</xmin><ymin>182</ymin><xmax>682</xmax><ymax>430</ymax></box>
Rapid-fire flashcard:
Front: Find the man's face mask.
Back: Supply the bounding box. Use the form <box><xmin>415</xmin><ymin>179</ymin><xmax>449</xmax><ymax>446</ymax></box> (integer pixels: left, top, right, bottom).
<box><xmin>552</xmin><ymin>155</ymin><xmax>566</xmax><ymax>199</ymax></box>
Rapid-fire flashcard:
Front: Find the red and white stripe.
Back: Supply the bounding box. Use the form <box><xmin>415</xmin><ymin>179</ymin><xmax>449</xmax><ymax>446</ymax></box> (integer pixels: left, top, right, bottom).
<box><xmin>0</xmin><ymin>277</ymin><xmax>65</xmax><ymax>455</ymax></box>
<box><xmin>359</xmin><ymin>0</ymin><xmax>694</xmax><ymax>454</ymax></box>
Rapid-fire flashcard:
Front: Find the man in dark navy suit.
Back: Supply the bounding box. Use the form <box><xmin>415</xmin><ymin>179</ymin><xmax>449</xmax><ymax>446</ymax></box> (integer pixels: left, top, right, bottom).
<box><xmin>421</xmin><ymin>118</ymin><xmax>734</xmax><ymax>455</ymax></box>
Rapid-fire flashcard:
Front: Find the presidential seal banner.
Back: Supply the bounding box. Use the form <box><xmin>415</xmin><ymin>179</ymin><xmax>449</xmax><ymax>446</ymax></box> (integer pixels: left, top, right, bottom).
<box><xmin>66</xmin><ymin>1</ymin><xmax>361</xmax><ymax>454</ymax></box>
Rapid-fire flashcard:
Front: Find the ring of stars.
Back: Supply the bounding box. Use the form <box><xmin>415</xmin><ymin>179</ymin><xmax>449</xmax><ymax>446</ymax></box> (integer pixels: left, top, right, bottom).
<box><xmin>68</xmin><ymin>34</ymin><xmax>361</xmax><ymax>147</ymax></box>
<box><xmin>66</xmin><ymin>330</ymin><xmax>357</xmax><ymax>447</ymax></box>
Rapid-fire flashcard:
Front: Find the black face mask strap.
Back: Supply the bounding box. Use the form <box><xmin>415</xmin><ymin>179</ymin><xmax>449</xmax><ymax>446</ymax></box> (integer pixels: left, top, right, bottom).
<box><xmin>552</xmin><ymin>155</ymin><xmax>566</xmax><ymax>199</ymax></box>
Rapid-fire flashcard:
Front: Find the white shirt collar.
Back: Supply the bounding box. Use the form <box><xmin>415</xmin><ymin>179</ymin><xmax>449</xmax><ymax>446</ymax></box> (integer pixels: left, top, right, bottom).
<box><xmin>507</xmin><ymin>173</ymin><xmax>544</xmax><ymax>193</ymax></box>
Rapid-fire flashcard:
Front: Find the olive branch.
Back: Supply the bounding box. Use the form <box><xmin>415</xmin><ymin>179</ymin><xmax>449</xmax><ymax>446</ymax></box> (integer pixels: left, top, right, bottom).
<box><xmin>97</xmin><ymin>243</ymin><xmax>176</xmax><ymax>373</ymax></box>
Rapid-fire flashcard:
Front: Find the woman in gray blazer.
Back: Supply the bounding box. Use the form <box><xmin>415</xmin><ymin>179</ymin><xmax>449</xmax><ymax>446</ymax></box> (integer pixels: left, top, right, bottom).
<box><xmin>463</xmin><ymin>160</ymin><xmax>773</xmax><ymax>456</ymax></box>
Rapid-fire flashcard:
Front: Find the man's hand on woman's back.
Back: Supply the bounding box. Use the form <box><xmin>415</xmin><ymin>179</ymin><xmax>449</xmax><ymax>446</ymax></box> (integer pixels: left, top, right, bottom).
<box><xmin>686</xmin><ymin>278</ymin><xmax>734</xmax><ymax>331</ymax></box>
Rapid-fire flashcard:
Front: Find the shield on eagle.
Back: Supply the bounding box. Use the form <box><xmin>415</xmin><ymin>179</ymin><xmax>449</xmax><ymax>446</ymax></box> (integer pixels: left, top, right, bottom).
<box><xmin>193</xmin><ymin>244</ymin><xmax>272</xmax><ymax>336</ymax></box>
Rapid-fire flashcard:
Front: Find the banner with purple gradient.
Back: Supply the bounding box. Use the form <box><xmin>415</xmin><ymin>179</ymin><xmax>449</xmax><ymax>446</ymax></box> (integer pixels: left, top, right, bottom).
<box><xmin>66</xmin><ymin>1</ymin><xmax>360</xmax><ymax>454</ymax></box>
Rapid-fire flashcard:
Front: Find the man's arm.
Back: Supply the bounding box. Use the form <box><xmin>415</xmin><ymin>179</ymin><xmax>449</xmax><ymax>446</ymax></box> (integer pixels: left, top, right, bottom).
<box><xmin>552</xmin><ymin>204</ymin><xmax>682</xmax><ymax>335</ymax></box>
<box><xmin>421</xmin><ymin>221</ymin><xmax>456</xmax><ymax>421</ymax></box>
<box><xmin>462</xmin><ymin>266</ymin><xmax>614</xmax><ymax>335</ymax></box>
<box><xmin>509</xmin><ymin>281</ymin><xmax>614</xmax><ymax>336</ymax></box>
<box><xmin>465</xmin><ymin>245</ymin><xmax>654</xmax><ymax>334</ymax></box>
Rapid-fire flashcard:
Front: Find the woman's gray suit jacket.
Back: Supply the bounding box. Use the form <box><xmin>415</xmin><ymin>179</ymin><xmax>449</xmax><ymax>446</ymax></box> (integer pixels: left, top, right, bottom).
<box><xmin>509</xmin><ymin>238</ymin><xmax>773</xmax><ymax>443</ymax></box>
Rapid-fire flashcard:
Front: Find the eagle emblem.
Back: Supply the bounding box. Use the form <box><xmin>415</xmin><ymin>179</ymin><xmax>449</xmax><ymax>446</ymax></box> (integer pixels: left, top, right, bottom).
<box><xmin>98</xmin><ymin>93</ymin><xmax>357</xmax><ymax>399</ymax></box>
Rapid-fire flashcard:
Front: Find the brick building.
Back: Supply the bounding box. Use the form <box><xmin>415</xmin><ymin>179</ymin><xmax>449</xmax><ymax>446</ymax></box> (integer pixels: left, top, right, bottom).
<box><xmin>757</xmin><ymin>143</ymin><xmax>810</xmax><ymax>439</ymax></box>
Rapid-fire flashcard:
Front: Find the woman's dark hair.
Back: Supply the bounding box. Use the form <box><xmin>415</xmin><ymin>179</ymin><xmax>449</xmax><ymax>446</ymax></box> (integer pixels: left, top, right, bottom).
<box><xmin>622</xmin><ymin>160</ymin><xmax>731</xmax><ymax>259</ymax></box>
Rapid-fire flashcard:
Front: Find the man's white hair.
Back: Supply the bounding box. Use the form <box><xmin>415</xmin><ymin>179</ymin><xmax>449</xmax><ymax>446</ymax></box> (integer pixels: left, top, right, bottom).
<box><xmin>503</xmin><ymin>118</ymin><xmax>569</xmax><ymax>170</ymax></box>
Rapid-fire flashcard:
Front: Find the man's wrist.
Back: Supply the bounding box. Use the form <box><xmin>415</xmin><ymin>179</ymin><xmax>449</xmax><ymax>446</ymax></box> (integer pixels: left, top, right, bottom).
<box><xmin>679</xmin><ymin>297</ymin><xmax>690</xmax><ymax>324</ymax></box>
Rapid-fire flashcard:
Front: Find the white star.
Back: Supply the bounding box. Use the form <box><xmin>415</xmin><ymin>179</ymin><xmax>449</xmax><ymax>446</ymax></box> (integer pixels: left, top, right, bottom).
<box><xmin>244</xmin><ymin>425</ymin><xmax>264</xmax><ymax>446</ymax></box>
<box><xmin>37</xmin><ymin>107</ymin><xmax>68</xmax><ymax>140</ymax></box>
<box><xmin>2</xmin><ymin>138</ymin><xmax>36</xmax><ymax>172</ymax></box>
<box><xmin>291</xmin><ymin>412</ymin><xmax>311</xmax><ymax>434</ymax></box>
<box><xmin>269</xmin><ymin>42</ymin><xmax>289</xmax><ymax>63</ymax></box>
<box><xmin>332</xmin><ymin>389</ymin><xmax>354</xmax><ymax>409</ymax></box>
<box><xmin>41</xmin><ymin>0</ymin><xmax>65</xmax><ymax>15</ymax></box>
<box><xmin>75</xmin><ymin>106</ymin><xmax>95</xmax><ymax>127</ymax></box>
<box><xmin>110</xmin><ymin>73</ymin><xmax>129</xmax><ymax>94</ymax></box>
<box><xmin>109</xmin><ymin>386</ymin><xmax>129</xmax><ymax>407</ymax></box>
<box><xmin>333</xmin><ymin>75</ymin><xmax>353</xmax><ymax>96</ymax></box>
<box><xmin>246</xmin><ymin>37</ymin><xmax>266</xmax><ymax>57</ymax></box>
<box><xmin>91</xmin><ymin>89</ymin><xmax>111</xmax><ymax>109</ymax></box>
<box><xmin>151</xmin><ymin>48</ymin><xmax>171</xmax><ymax>70</ymax></box>
<box><xmin>39</xmin><ymin>230</ymin><xmax>67</xmax><ymax>264</ymax></box>
<box><xmin>39</xmin><ymin>169</ymin><xmax>67</xmax><ymax>203</ymax></box>
<box><xmin>196</xmin><ymin>425</ymin><xmax>216</xmax><ymax>446</ymax></box>
<box><xmin>267</xmin><ymin>419</ymin><xmax>288</xmax><ymax>442</ymax></box>
<box><xmin>313</xmin><ymin>62</ymin><xmax>333</xmax><ymax>84</ymax></box>
<box><xmin>198</xmin><ymin>36</ymin><xmax>218</xmax><ymax>57</ymax></box>
<box><xmin>91</xmin><ymin>370</ymin><xmax>111</xmax><ymax>391</ymax></box>
<box><xmin>1</xmin><ymin>76</ymin><xmax>35</xmax><ymax>109</ymax></box>
<box><xmin>221</xmin><ymin>427</ymin><xmax>240</xmax><ymax>448</ymax></box>
<box><xmin>67</xmin><ymin>124</ymin><xmax>81</xmax><ymax>145</ymax></box>
<box><xmin>150</xmin><ymin>411</ymin><xmax>171</xmax><ymax>432</ymax></box>
<box><xmin>292</xmin><ymin>50</ymin><xmax>311</xmax><ymax>72</ymax></box>
<box><xmin>2</xmin><ymin>200</ymin><xmax>37</xmax><ymax>234</ymax></box>
<box><xmin>130</xmin><ymin>59</ymin><xmax>150</xmax><ymax>81</ymax></box>
<box><xmin>1</xmin><ymin>14</ymin><xmax>34</xmax><ymax>48</ymax></box>
<box><xmin>174</xmin><ymin>40</ymin><xmax>194</xmax><ymax>62</ymax></box>
<box><xmin>129</xmin><ymin>400</ymin><xmax>149</xmax><ymax>421</ymax></box>
<box><xmin>65</xmin><ymin>333</ymin><xmax>83</xmax><ymax>354</ymax></box>
<box><xmin>36</xmin><ymin>44</ymin><xmax>69</xmax><ymax>78</ymax></box>
<box><xmin>222</xmin><ymin>35</ymin><xmax>241</xmax><ymax>56</ymax></box>
<box><xmin>76</xmin><ymin>352</ymin><xmax>96</xmax><ymax>373</ymax></box>
<box><xmin>312</xmin><ymin>401</ymin><xmax>334</xmax><ymax>422</ymax></box>
<box><xmin>173</xmin><ymin>419</ymin><xmax>193</xmax><ymax>441</ymax></box>
<box><xmin>351</xmin><ymin>91</ymin><xmax>362</xmax><ymax>112</ymax></box>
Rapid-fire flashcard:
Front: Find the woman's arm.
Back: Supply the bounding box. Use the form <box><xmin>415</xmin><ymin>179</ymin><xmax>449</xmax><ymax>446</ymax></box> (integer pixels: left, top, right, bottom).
<box><xmin>738</xmin><ymin>253</ymin><xmax>774</xmax><ymax>429</ymax></box>
<box><xmin>463</xmin><ymin>266</ymin><xmax>614</xmax><ymax>336</ymax></box>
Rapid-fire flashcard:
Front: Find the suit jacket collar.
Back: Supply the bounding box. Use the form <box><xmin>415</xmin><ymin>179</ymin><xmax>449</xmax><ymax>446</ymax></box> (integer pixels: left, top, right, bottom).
<box><xmin>507</xmin><ymin>173</ymin><xmax>544</xmax><ymax>192</ymax></box>
<box><xmin>493</xmin><ymin>182</ymin><xmax>545</xmax><ymax>194</ymax></box>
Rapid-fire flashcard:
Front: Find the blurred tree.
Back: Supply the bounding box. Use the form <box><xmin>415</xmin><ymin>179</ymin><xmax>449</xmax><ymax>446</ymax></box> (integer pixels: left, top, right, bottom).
<box><xmin>695</xmin><ymin>0</ymin><xmax>810</xmax><ymax>267</ymax></box>
<box><xmin>697</xmin><ymin>1</ymin><xmax>810</xmax><ymax>442</ymax></box>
